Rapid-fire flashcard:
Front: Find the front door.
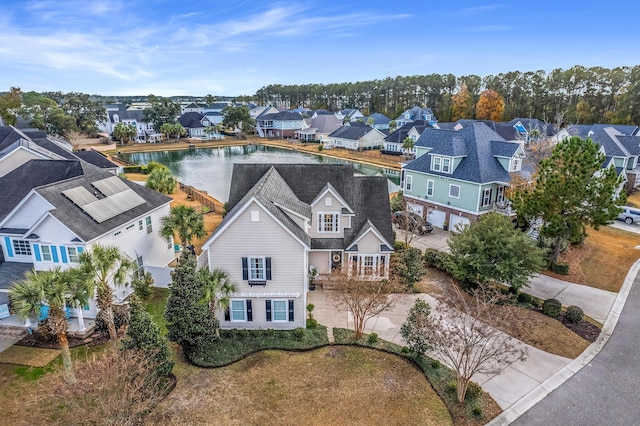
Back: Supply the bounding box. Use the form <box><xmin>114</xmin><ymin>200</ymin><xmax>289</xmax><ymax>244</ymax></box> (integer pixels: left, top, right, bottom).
<box><xmin>331</xmin><ymin>251</ymin><xmax>342</xmax><ymax>271</ymax></box>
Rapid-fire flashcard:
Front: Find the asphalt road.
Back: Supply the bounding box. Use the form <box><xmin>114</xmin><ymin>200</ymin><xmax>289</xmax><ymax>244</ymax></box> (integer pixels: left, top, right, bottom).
<box><xmin>513</xmin><ymin>271</ymin><xmax>640</xmax><ymax>426</ymax></box>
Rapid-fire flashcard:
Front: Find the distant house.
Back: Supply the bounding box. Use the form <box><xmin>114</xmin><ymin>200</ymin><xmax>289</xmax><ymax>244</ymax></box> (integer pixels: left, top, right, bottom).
<box><xmin>364</xmin><ymin>113</ymin><xmax>392</xmax><ymax>130</ymax></box>
<box><xmin>336</xmin><ymin>109</ymin><xmax>365</xmax><ymax>123</ymax></box>
<box><xmin>327</xmin><ymin>125</ymin><xmax>386</xmax><ymax>151</ymax></box>
<box><xmin>311</xmin><ymin>110</ymin><xmax>334</xmax><ymax>119</ymax></box>
<box><xmin>395</xmin><ymin>106</ymin><xmax>437</xmax><ymax>127</ymax></box>
<box><xmin>297</xmin><ymin>115</ymin><xmax>342</xmax><ymax>143</ymax></box>
<box><xmin>553</xmin><ymin>123</ymin><xmax>639</xmax><ymax>143</ymax></box>
<box><xmin>0</xmin><ymin>159</ymin><xmax>175</xmax><ymax>328</ymax></box>
<box><xmin>201</xmin><ymin>164</ymin><xmax>393</xmax><ymax>330</ymax></box>
<box><xmin>178</xmin><ymin>112</ymin><xmax>213</xmax><ymax>139</ymax></box>
<box><xmin>98</xmin><ymin>108</ymin><xmax>157</xmax><ymax>143</ymax></box>
<box><xmin>383</xmin><ymin>119</ymin><xmax>433</xmax><ymax>155</ymax></box>
<box><xmin>256</xmin><ymin>111</ymin><xmax>304</xmax><ymax>138</ymax></box>
<box><xmin>401</xmin><ymin>122</ymin><xmax>526</xmax><ymax>229</ymax></box>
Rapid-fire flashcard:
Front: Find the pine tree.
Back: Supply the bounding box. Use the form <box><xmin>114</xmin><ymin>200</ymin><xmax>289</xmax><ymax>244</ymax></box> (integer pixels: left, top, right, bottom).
<box><xmin>123</xmin><ymin>301</ymin><xmax>174</xmax><ymax>377</ymax></box>
<box><xmin>164</xmin><ymin>252</ymin><xmax>218</xmax><ymax>352</ymax></box>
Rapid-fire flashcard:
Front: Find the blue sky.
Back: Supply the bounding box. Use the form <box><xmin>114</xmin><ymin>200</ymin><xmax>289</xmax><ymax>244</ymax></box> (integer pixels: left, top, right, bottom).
<box><xmin>1</xmin><ymin>1</ymin><xmax>639</xmax><ymax>97</ymax></box>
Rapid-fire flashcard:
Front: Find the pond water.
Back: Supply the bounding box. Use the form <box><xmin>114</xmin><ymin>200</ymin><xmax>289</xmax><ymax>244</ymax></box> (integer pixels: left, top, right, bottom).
<box><xmin>119</xmin><ymin>145</ymin><xmax>400</xmax><ymax>202</ymax></box>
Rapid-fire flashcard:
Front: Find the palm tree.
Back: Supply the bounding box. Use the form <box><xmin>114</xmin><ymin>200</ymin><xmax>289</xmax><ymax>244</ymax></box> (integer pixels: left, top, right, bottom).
<box><xmin>161</xmin><ymin>205</ymin><xmax>206</xmax><ymax>250</ymax></box>
<box><xmin>10</xmin><ymin>268</ymin><xmax>90</xmax><ymax>383</ymax></box>
<box><xmin>78</xmin><ymin>244</ymin><xmax>133</xmax><ymax>342</ymax></box>
<box><xmin>197</xmin><ymin>267</ymin><xmax>237</xmax><ymax>337</ymax></box>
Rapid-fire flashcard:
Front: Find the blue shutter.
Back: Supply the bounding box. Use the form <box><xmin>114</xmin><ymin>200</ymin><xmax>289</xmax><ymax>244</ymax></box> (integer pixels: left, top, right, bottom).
<box><xmin>288</xmin><ymin>300</ymin><xmax>294</xmax><ymax>322</ymax></box>
<box><xmin>51</xmin><ymin>246</ymin><xmax>59</xmax><ymax>263</ymax></box>
<box><xmin>266</xmin><ymin>257</ymin><xmax>272</xmax><ymax>280</ymax></box>
<box><xmin>242</xmin><ymin>257</ymin><xmax>248</xmax><ymax>280</ymax></box>
<box><xmin>246</xmin><ymin>300</ymin><xmax>253</xmax><ymax>322</ymax></box>
<box><xmin>60</xmin><ymin>246</ymin><xmax>68</xmax><ymax>263</ymax></box>
<box><xmin>4</xmin><ymin>237</ymin><xmax>13</xmax><ymax>257</ymax></box>
<box><xmin>33</xmin><ymin>244</ymin><xmax>42</xmax><ymax>262</ymax></box>
<box><xmin>77</xmin><ymin>246</ymin><xmax>84</xmax><ymax>253</ymax></box>
<box><xmin>266</xmin><ymin>300</ymin><xmax>272</xmax><ymax>321</ymax></box>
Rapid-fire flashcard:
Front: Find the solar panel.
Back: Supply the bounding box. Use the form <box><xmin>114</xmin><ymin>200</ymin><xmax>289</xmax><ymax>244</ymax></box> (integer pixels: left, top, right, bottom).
<box><xmin>92</xmin><ymin>176</ymin><xmax>130</xmax><ymax>196</ymax></box>
<box><xmin>80</xmin><ymin>189</ymin><xmax>146</xmax><ymax>223</ymax></box>
<box><xmin>62</xmin><ymin>186</ymin><xmax>97</xmax><ymax>206</ymax></box>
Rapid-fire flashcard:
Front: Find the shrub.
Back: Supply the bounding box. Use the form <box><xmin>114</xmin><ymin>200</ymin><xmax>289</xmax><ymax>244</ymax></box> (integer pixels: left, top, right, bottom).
<box><xmin>293</xmin><ymin>328</ymin><xmax>305</xmax><ymax>340</ymax></box>
<box><xmin>306</xmin><ymin>318</ymin><xmax>318</xmax><ymax>329</ymax></box>
<box><xmin>465</xmin><ymin>382</ymin><xmax>483</xmax><ymax>400</ymax></box>
<box><xmin>423</xmin><ymin>248</ymin><xmax>453</xmax><ymax>273</ymax></box>
<box><xmin>401</xmin><ymin>346</ymin><xmax>410</xmax><ymax>354</ymax></box>
<box><xmin>317</xmin><ymin>144</ymin><xmax>324</xmax><ymax>151</ymax></box>
<box><xmin>542</xmin><ymin>298</ymin><xmax>562</xmax><ymax>317</ymax></box>
<box><xmin>472</xmin><ymin>406</ymin><xmax>483</xmax><ymax>417</ymax></box>
<box><xmin>430</xmin><ymin>359</ymin><xmax>441</xmax><ymax>369</ymax></box>
<box><xmin>550</xmin><ymin>261</ymin><xmax>570</xmax><ymax>275</ymax></box>
<box><xmin>367</xmin><ymin>333</ymin><xmax>379</xmax><ymax>344</ymax></box>
<box><xmin>95</xmin><ymin>304</ymin><xmax>130</xmax><ymax>336</ymax></box>
<box><xmin>445</xmin><ymin>380</ymin><xmax>457</xmax><ymax>394</ymax></box>
<box><xmin>394</xmin><ymin>240</ymin><xmax>408</xmax><ymax>251</ymax></box>
<box><xmin>517</xmin><ymin>292</ymin><xmax>533</xmax><ymax>304</ymax></box>
<box><xmin>122</xmin><ymin>165</ymin><xmax>144</xmax><ymax>174</ymax></box>
<box><xmin>565</xmin><ymin>305</ymin><xmax>584</xmax><ymax>323</ymax></box>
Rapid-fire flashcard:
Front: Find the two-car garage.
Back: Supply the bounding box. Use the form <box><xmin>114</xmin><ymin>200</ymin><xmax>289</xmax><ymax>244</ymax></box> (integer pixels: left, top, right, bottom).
<box><xmin>407</xmin><ymin>201</ymin><xmax>472</xmax><ymax>232</ymax></box>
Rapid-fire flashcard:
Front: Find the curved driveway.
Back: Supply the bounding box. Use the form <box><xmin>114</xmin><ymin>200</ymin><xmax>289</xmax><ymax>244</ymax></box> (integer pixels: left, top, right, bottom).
<box><xmin>512</xmin><ymin>270</ymin><xmax>640</xmax><ymax>425</ymax></box>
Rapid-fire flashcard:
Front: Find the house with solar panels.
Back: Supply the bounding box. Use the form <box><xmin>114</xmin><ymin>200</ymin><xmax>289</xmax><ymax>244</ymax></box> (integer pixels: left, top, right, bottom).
<box><xmin>200</xmin><ymin>164</ymin><xmax>394</xmax><ymax>330</ymax></box>
<box><xmin>0</xmin><ymin>158</ymin><xmax>174</xmax><ymax>327</ymax></box>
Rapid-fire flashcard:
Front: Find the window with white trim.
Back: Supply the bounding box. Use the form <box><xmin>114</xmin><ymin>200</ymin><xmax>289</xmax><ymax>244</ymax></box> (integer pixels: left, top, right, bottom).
<box><xmin>482</xmin><ymin>188</ymin><xmax>492</xmax><ymax>206</ymax></box>
<box><xmin>404</xmin><ymin>175</ymin><xmax>413</xmax><ymax>191</ymax></box>
<box><xmin>497</xmin><ymin>186</ymin><xmax>505</xmax><ymax>203</ymax></box>
<box><xmin>138</xmin><ymin>220</ymin><xmax>143</xmax><ymax>231</ymax></box>
<box><xmin>442</xmin><ymin>157</ymin><xmax>451</xmax><ymax>173</ymax></box>
<box><xmin>427</xmin><ymin>180</ymin><xmax>434</xmax><ymax>197</ymax></box>
<box><xmin>231</xmin><ymin>300</ymin><xmax>246</xmax><ymax>321</ymax></box>
<box><xmin>318</xmin><ymin>213</ymin><xmax>340</xmax><ymax>233</ymax></box>
<box><xmin>272</xmin><ymin>300</ymin><xmax>288</xmax><ymax>321</ymax></box>
<box><xmin>12</xmin><ymin>240</ymin><xmax>31</xmax><ymax>256</ymax></box>
<box><xmin>145</xmin><ymin>216</ymin><xmax>152</xmax><ymax>234</ymax></box>
<box><xmin>67</xmin><ymin>247</ymin><xmax>79</xmax><ymax>263</ymax></box>
<box><xmin>41</xmin><ymin>245</ymin><xmax>52</xmax><ymax>262</ymax></box>
<box><xmin>449</xmin><ymin>184</ymin><xmax>460</xmax><ymax>198</ymax></box>
<box><xmin>432</xmin><ymin>156</ymin><xmax>451</xmax><ymax>173</ymax></box>
<box><xmin>249</xmin><ymin>257</ymin><xmax>265</xmax><ymax>280</ymax></box>
<box><xmin>511</xmin><ymin>157</ymin><xmax>522</xmax><ymax>171</ymax></box>
<box><xmin>354</xmin><ymin>255</ymin><xmax>387</xmax><ymax>277</ymax></box>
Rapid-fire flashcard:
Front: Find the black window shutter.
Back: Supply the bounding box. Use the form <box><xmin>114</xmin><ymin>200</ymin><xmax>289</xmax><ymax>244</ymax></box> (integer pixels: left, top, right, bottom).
<box><xmin>490</xmin><ymin>188</ymin><xmax>493</xmax><ymax>202</ymax></box>
<box><xmin>288</xmin><ymin>300</ymin><xmax>294</xmax><ymax>322</ymax></box>
<box><xmin>247</xmin><ymin>300</ymin><xmax>253</xmax><ymax>322</ymax></box>
<box><xmin>266</xmin><ymin>257</ymin><xmax>272</xmax><ymax>280</ymax></box>
<box><xmin>266</xmin><ymin>300</ymin><xmax>272</xmax><ymax>321</ymax></box>
<box><xmin>224</xmin><ymin>308</ymin><xmax>230</xmax><ymax>321</ymax></box>
<box><xmin>242</xmin><ymin>257</ymin><xmax>248</xmax><ymax>280</ymax></box>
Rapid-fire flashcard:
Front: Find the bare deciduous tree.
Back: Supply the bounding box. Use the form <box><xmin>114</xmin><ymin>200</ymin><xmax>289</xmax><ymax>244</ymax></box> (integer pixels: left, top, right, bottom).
<box><xmin>327</xmin><ymin>272</ymin><xmax>398</xmax><ymax>339</ymax></box>
<box><xmin>401</xmin><ymin>286</ymin><xmax>528</xmax><ymax>403</ymax></box>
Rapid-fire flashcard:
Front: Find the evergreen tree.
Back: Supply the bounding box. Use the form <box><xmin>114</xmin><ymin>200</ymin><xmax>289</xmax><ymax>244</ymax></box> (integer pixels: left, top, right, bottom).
<box><xmin>123</xmin><ymin>301</ymin><xmax>174</xmax><ymax>377</ymax></box>
<box><xmin>164</xmin><ymin>252</ymin><xmax>217</xmax><ymax>352</ymax></box>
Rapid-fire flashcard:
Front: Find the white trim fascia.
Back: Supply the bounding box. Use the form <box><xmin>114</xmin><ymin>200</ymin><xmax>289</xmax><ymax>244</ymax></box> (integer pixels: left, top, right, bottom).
<box><xmin>201</xmin><ymin>197</ymin><xmax>310</xmax><ymax>250</ymax></box>
<box><xmin>0</xmin><ymin>190</ymin><xmax>54</xmax><ymax>228</ymax></box>
<box><xmin>346</xmin><ymin>221</ymin><xmax>392</xmax><ymax>252</ymax></box>
<box><xmin>310</xmin><ymin>183</ymin><xmax>354</xmax><ymax>213</ymax></box>
<box><xmin>24</xmin><ymin>211</ymin><xmax>78</xmax><ymax>242</ymax></box>
<box><xmin>235</xmin><ymin>292</ymin><xmax>301</xmax><ymax>298</ymax></box>
<box><xmin>0</xmin><ymin>145</ymin><xmax>49</xmax><ymax>163</ymax></box>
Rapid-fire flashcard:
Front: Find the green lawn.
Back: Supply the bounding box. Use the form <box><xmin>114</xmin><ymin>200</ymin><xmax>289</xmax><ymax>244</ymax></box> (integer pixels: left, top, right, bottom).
<box><xmin>145</xmin><ymin>287</ymin><xmax>169</xmax><ymax>336</ymax></box>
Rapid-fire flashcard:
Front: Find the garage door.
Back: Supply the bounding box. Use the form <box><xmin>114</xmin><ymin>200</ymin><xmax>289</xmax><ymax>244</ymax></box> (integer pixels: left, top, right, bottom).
<box><xmin>427</xmin><ymin>209</ymin><xmax>446</xmax><ymax>228</ymax></box>
<box><xmin>449</xmin><ymin>214</ymin><xmax>470</xmax><ymax>232</ymax></box>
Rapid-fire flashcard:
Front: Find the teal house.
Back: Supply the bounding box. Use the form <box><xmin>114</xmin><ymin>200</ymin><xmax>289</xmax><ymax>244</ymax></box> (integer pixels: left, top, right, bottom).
<box><xmin>401</xmin><ymin>122</ymin><xmax>526</xmax><ymax>230</ymax></box>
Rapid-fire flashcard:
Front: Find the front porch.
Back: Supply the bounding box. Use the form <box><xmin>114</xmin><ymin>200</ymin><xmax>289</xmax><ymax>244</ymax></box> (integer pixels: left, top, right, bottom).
<box><xmin>0</xmin><ymin>313</ymin><xmax>96</xmax><ymax>339</ymax></box>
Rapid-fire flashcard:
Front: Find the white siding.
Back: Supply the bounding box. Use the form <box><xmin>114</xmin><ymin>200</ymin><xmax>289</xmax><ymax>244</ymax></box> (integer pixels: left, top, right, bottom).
<box><xmin>308</xmin><ymin>193</ymin><xmax>346</xmax><ymax>239</ymax></box>
<box><xmin>0</xmin><ymin>148</ymin><xmax>43</xmax><ymax>177</ymax></box>
<box><xmin>208</xmin><ymin>200</ymin><xmax>307</xmax><ymax>329</ymax></box>
<box><xmin>354</xmin><ymin>230</ymin><xmax>385</xmax><ymax>254</ymax></box>
<box><xmin>2</xmin><ymin>193</ymin><xmax>53</xmax><ymax>229</ymax></box>
<box><xmin>31</xmin><ymin>214</ymin><xmax>77</xmax><ymax>244</ymax></box>
<box><xmin>309</xmin><ymin>251</ymin><xmax>331</xmax><ymax>274</ymax></box>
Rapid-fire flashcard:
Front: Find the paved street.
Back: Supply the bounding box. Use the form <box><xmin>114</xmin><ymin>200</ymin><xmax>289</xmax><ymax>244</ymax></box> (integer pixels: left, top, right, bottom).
<box><xmin>512</xmin><ymin>267</ymin><xmax>640</xmax><ymax>426</ymax></box>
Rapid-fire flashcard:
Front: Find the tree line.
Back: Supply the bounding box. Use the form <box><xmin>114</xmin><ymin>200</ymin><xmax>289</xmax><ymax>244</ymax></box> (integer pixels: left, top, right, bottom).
<box><xmin>255</xmin><ymin>65</ymin><xmax>640</xmax><ymax>126</ymax></box>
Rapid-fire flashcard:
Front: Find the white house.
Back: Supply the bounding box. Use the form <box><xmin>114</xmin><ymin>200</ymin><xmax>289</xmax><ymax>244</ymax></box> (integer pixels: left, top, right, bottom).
<box><xmin>0</xmin><ymin>159</ymin><xmax>175</xmax><ymax>327</ymax></box>
<box><xmin>327</xmin><ymin>124</ymin><xmax>386</xmax><ymax>150</ymax></box>
<box><xmin>200</xmin><ymin>164</ymin><xmax>394</xmax><ymax>330</ymax></box>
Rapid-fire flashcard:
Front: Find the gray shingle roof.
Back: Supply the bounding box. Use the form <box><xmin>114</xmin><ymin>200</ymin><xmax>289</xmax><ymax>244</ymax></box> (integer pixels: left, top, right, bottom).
<box><xmin>385</xmin><ymin>120</ymin><xmax>433</xmax><ymax>143</ymax></box>
<box><xmin>73</xmin><ymin>151</ymin><xmax>118</xmax><ymax>169</ymax></box>
<box><xmin>395</xmin><ymin>106</ymin><xmax>435</xmax><ymax>122</ymax></box>
<box><xmin>0</xmin><ymin>262</ymin><xmax>33</xmax><ymax>290</ymax></box>
<box><xmin>0</xmin><ymin>159</ymin><xmax>85</xmax><ymax>220</ymax></box>
<box><xmin>221</xmin><ymin>164</ymin><xmax>393</xmax><ymax>249</ymax></box>
<box><xmin>109</xmin><ymin>110</ymin><xmax>145</xmax><ymax>123</ymax></box>
<box><xmin>492</xmin><ymin>140</ymin><xmax>520</xmax><ymax>157</ymax></box>
<box><xmin>258</xmin><ymin>111</ymin><xmax>304</xmax><ymax>121</ymax></box>
<box><xmin>407</xmin><ymin>123</ymin><xmax>521</xmax><ymax>184</ymax></box>
<box><xmin>309</xmin><ymin>115</ymin><xmax>341</xmax><ymax>134</ymax></box>
<box><xmin>329</xmin><ymin>125</ymin><xmax>372</xmax><ymax>140</ymax></box>
<box><xmin>178</xmin><ymin>112</ymin><xmax>206</xmax><ymax>128</ymax></box>
<box><xmin>33</xmin><ymin>162</ymin><xmax>171</xmax><ymax>242</ymax></box>
<box><xmin>365</xmin><ymin>113</ymin><xmax>391</xmax><ymax>124</ymax></box>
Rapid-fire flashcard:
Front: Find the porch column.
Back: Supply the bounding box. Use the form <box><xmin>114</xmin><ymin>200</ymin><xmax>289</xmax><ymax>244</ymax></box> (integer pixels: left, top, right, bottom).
<box><xmin>76</xmin><ymin>307</ymin><xmax>86</xmax><ymax>332</ymax></box>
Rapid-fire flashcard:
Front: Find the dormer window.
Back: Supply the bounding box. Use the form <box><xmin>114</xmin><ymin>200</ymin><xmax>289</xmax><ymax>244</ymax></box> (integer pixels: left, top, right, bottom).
<box><xmin>511</xmin><ymin>157</ymin><xmax>522</xmax><ymax>172</ymax></box>
<box><xmin>432</xmin><ymin>156</ymin><xmax>451</xmax><ymax>174</ymax></box>
<box><xmin>318</xmin><ymin>213</ymin><xmax>340</xmax><ymax>233</ymax></box>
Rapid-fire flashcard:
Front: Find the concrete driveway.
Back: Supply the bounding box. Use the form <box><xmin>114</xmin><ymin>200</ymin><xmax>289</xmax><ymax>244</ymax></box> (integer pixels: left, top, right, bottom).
<box><xmin>609</xmin><ymin>219</ymin><xmax>640</xmax><ymax>234</ymax></box>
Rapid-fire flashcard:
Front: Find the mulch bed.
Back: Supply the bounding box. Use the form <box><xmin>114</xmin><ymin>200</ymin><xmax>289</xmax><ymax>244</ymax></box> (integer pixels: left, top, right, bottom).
<box><xmin>557</xmin><ymin>314</ymin><xmax>601</xmax><ymax>343</ymax></box>
<box><xmin>16</xmin><ymin>331</ymin><xmax>109</xmax><ymax>349</ymax></box>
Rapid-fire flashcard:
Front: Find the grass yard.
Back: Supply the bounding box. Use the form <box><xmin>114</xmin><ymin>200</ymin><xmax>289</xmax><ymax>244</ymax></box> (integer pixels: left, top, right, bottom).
<box><xmin>545</xmin><ymin>226</ymin><xmax>640</xmax><ymax>292</ymax></box>
<box><xmin>146</xmin><ymin>346</ymin><xmax>453</xmax><ymax>426</ymax></box>
<box><xmin>145</xmin><ymin>287</ymin><xmax>170</xmax><ymax>335</ymax></box>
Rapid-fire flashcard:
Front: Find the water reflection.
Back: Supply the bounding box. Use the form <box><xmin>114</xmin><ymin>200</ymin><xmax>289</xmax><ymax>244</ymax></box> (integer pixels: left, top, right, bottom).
<box><xmin>120</xmin><ymin>145</ymin><xmax>399</xmax><ymax>202</ymax></box>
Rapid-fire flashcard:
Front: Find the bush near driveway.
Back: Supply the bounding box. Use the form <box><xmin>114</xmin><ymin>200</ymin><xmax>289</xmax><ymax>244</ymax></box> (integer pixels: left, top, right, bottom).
<box><xmin>187</xmin><ymin>327</ymin><xmax>329</xmax><ymax>367</ymax></box>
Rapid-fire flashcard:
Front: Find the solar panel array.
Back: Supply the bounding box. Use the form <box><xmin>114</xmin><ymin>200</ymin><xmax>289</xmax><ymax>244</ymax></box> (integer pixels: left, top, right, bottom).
<box><xmin>62</xmin><ymin>178</ymin><xmax>147</xmax><ymax>223</ymax></box>
<box><xmin>92</xmin><ymin>176</ymin><xmax>130</xmax><ymax>196</ymax></box>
